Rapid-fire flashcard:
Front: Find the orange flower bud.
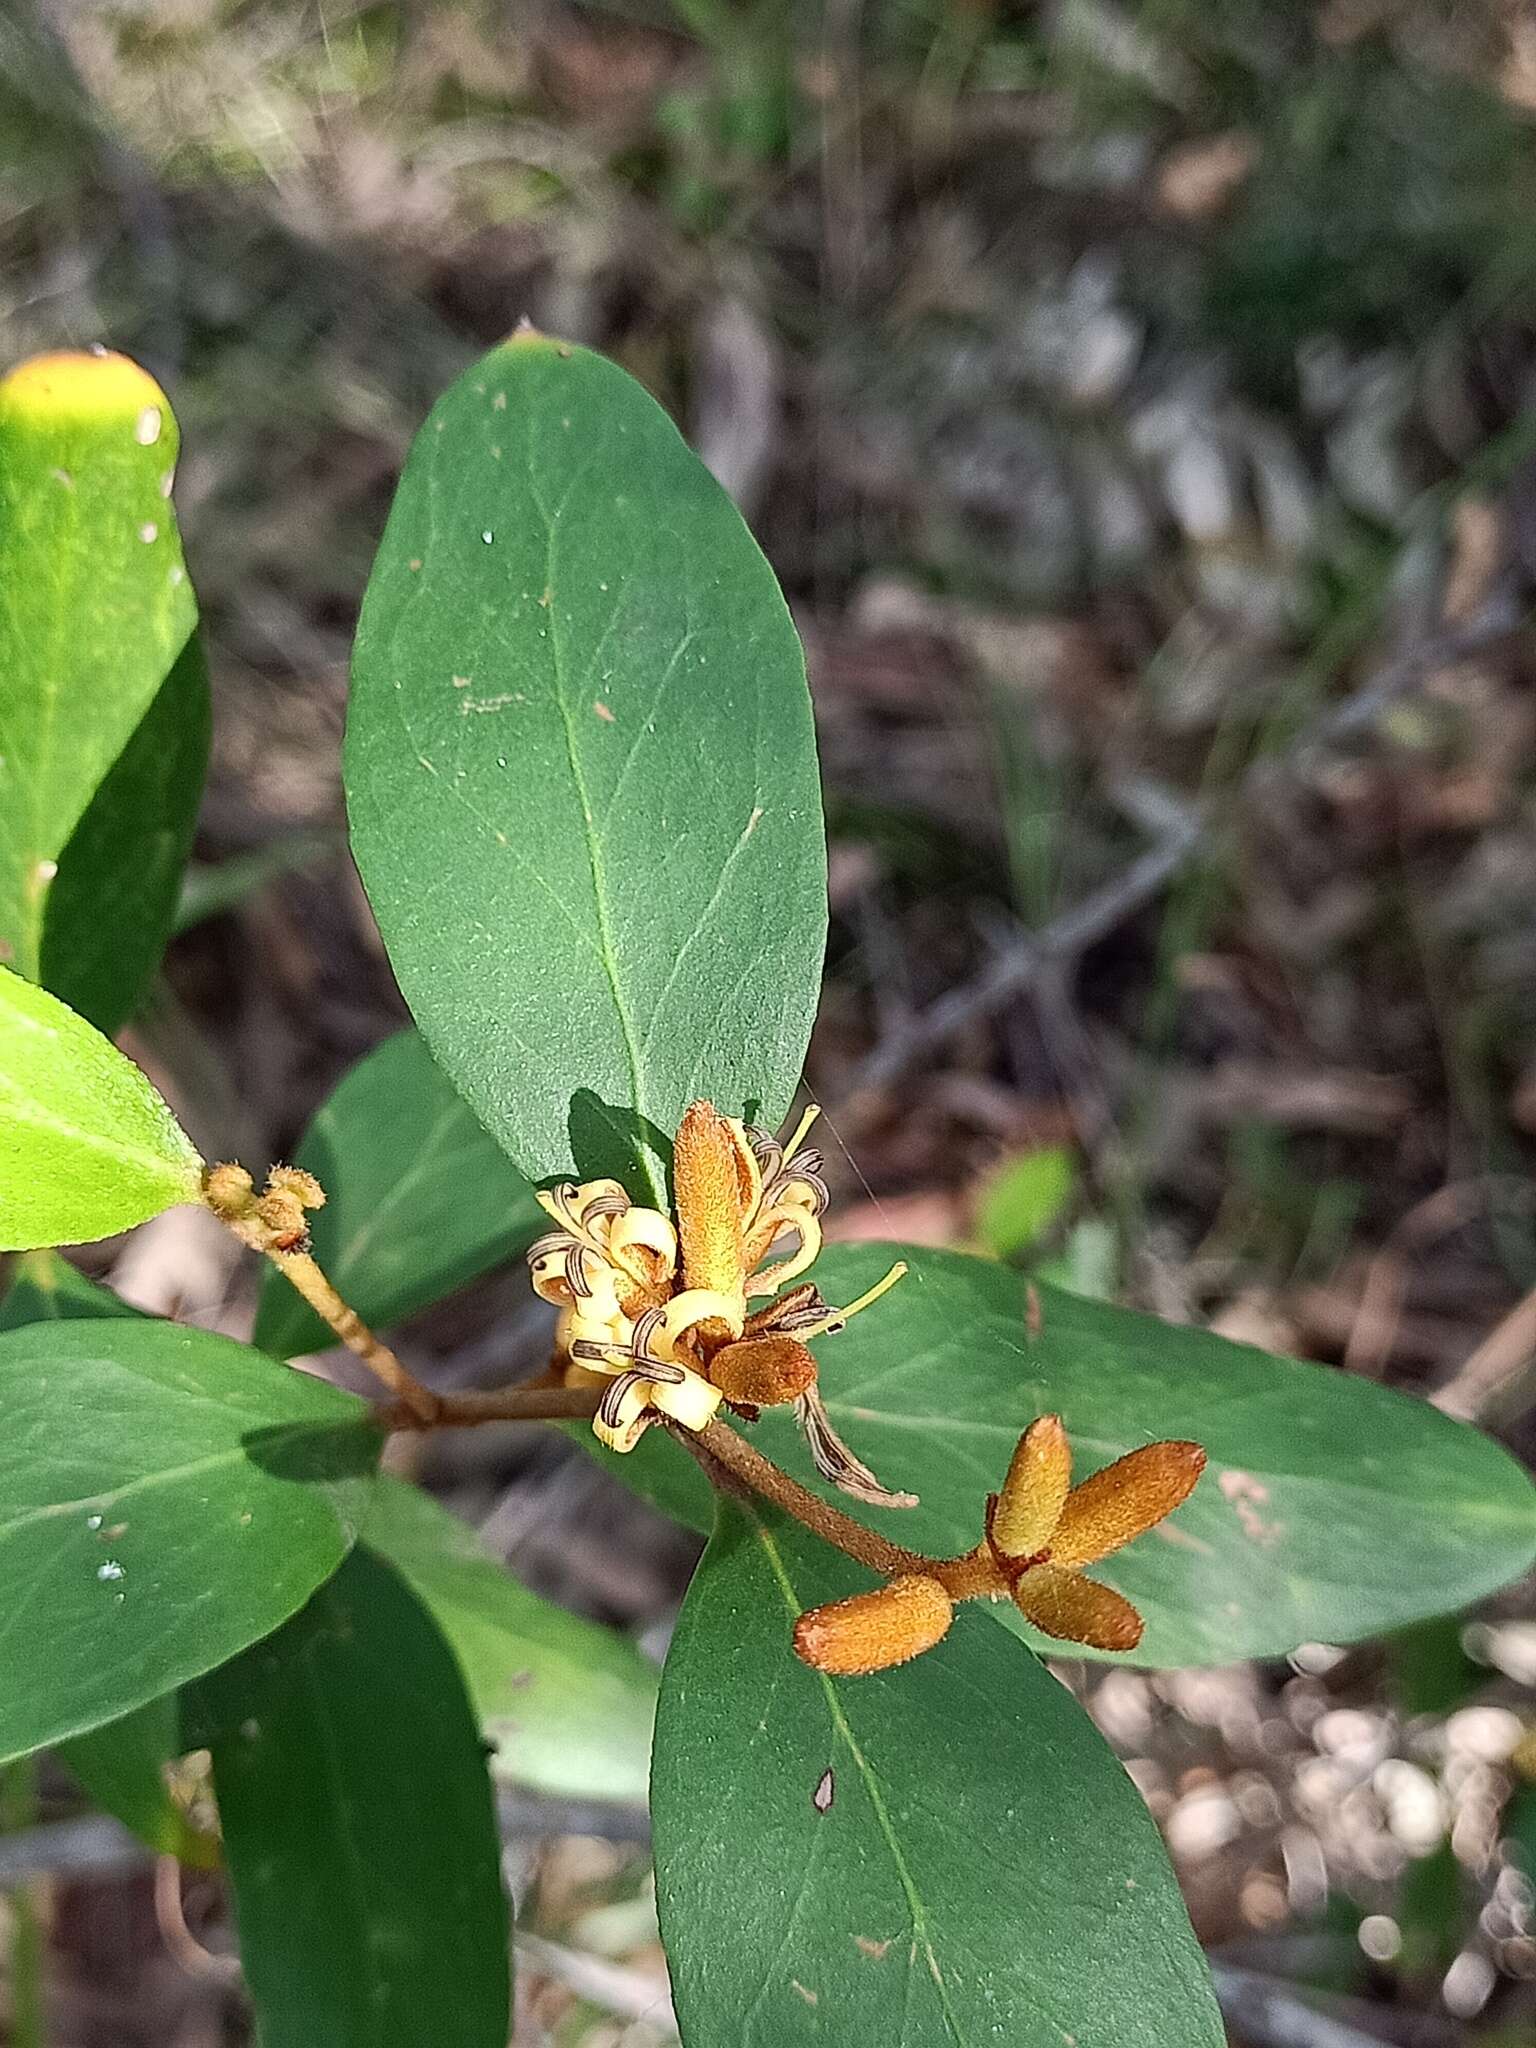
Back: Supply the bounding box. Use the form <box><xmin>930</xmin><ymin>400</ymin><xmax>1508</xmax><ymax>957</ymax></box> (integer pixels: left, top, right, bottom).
<box><xmin>1050</xmin><ymin>1441</ymin><xmax>1206</xmax><ymax>1570</ymax></box>
<box><xmin>793</xmin><ymin>1574</ymin><xmax>953</xmax><ymax>1676</ymax></box>
<box><xmin>672</xmin><ymin>1101</ymin><xmax>752</xmax><ymax>1309</ymax></box>
<box><xmin>709</xmin><ymin>1335</ymin><xmax>818</xmax><ymax>1409</ymax></box>
<box><xmin>1011</xmin><ymin>1564</ymin><xmax>1144</xmax><ymax>1652</ymax></box>
<box><xmin>990</xmin><ymin>1414</ymin><xmax>1072</xmax><ymax>1560</ymax></box>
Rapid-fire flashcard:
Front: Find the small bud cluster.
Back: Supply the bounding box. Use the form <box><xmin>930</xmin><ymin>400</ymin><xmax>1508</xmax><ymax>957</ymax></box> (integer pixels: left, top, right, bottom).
<box><xmin>203</xmin><ymin>1162</ymin><xmax>324</xmax><ymax>1255</ymax></box>
<box><xmin>792</xmin><ymin>1415</ymin><xmax>1205</xmax><ymax>1675</ymax></box>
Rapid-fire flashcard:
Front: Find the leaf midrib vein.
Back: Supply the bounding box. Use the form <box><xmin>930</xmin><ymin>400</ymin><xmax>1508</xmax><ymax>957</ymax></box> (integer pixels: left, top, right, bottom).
<box><xmin>529</xmin><ymin>422</ymin><xmax>661</xmax><ymax>1203</ymax></box>
<box><xmin>750</xmin><ymin>1512</ymin><xmax>971</xmax><ymax>2048</ymax></box>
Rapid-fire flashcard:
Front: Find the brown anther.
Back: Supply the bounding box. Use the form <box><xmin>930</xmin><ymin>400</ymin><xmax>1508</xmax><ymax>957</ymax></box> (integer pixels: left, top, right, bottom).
<box><xmin>709</xmin><ymin>1335</ymin><xmax>818</xmax><ymax>1409</ymax></box>
<box><xmin>793</xmin><ymin>1575</ymin><xmax>954</xmax><ymax>1676</ymax></box>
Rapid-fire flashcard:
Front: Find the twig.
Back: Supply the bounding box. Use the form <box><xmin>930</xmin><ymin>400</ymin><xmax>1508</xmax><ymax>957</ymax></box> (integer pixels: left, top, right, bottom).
<box><xmin>842</xmin><ymin>591</ymin><xmax>1524</xmax><ymax>1098</ymax></box>
<box><xmin>381</xmin><ymin>1385</ymin><xmax>603</xmax><ymax>1430</ymax></box>
<box><xmin>671</xmin><ymin>1419</ymin><xmax>999</xmax><ymax>1600</ymax></box>
<box><xmin>263</xmin><ymin>1248</ymin><xmax>442</xmax><ymax>1423</ymax></box>
<box><xmin>1432</xmin><ymin>1282</ymin><xmax>1536</xmax><ymax>1422</ymax></box>
<box><xmin>1278</xmin><ymin>589</ymin><xmax>1522</xmax><ymax>759</ymax></box>
<box><xmin>202</xmin><ymin>1164</ymin><xmax>443</xmax><ymax>1425</ymax></box>
<box><xmin>846</xmin><ymin>784</ymin><xmax>1201</xmax><ymax>1095</ymax></box>
<box><xmin>516</xmin><ymin>1932</ymin><xmax>677</xmax><ymax>2035</ymax></box>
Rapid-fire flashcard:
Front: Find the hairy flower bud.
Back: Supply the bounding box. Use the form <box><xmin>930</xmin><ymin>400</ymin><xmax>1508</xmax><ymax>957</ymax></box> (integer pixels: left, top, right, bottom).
<box><xmin>673</xmin><ymin>1102</ymin><xmax>751</xmax><ymax>1295</ymax></box>
<box><xmin>1050</xmin><ymin>1441</ymin><xmax>1206</xmax><ymax>1570</ymax></box>
<box><xmin>793</xmin><ymin>1574</ymin><xmax>953</xmax><ymax>1676</ymax></box>
<box><xmin>709</xmin><ymin>1335</ymin><xmax>818</xmax><ymax>1409</ymax></box>
<box><xmin>990</xmin><ymin>1414</ymin><xmax>1072</xmax><ymax>1560</ymax></box>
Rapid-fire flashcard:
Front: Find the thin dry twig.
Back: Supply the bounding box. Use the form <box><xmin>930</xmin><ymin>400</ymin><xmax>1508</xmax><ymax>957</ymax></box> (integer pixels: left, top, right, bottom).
<box><xmin>1432</xmin><ymin>1283</ymin><xmax>1536</xmax><ymax>1421</ymax></box>
<box><xmin>843</xmin><ymin>591</ymin><xmax>1525</xmax><ymax>1097</ymax></box>
<box><xmin>516</xmin><ymin>1931</ymin><xmax>677</xmax><ymax>2035</ymax></box>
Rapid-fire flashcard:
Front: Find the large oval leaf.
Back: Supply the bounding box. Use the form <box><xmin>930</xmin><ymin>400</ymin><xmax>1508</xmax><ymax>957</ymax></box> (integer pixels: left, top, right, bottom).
<box><xmin>0</xmin><ymin>1317</ymin><xmax>378</xmax><ymax>1762</ymax></box>
<box><xmin>187</xmin><ymin>1546</ymin><xmax>510</xmax><ymax>2048</ymax></box>
<box><xmin>364</xmin><ymin>1474</ymin><xmax>656</xmax><ymax>1803</ymax></box>
<box><xmin>653</xmin><ymin>1499</ymin><xmax>1222</xmax><ymax>2047</ymax></box>
<box><xmin>39</xmin><ymin>636</ymin><xmax>210</xmax><ymax>1033</ymax></box>
<box><xmin>583</xmin><ymin>1245</ymin><xmax>1536</xmax><ymax>1666</ymax></box>
<box><xmin>0</xmin><ymin>349</ymin><xmax>202</xmax><ymax>1021</ymax></box>
<box><xmin>346</xmin><ymin>334</ymin><xmax>826</xmax><ymax>1202</ymax></box>
<box><xmin>255</xmin><ymin>1030</ymin><xmax>543</xmax><ymax>1358</ymax></box>
<box><xmin>0</xmin><ymin>965</ymin><xmax>203</xmax><ymax>1249</ymax></box>
<box><xmin>0</xmin><ymin>1258</ymin><xmax>217</xmax><ymax>1863</ymax></box>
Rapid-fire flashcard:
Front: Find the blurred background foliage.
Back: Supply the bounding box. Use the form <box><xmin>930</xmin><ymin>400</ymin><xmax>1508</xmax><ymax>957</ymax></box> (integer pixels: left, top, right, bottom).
<box><xmin>4</xmin><ymin>3</ymin><xmax>1536</xmax><ymax>2044</ymax></box>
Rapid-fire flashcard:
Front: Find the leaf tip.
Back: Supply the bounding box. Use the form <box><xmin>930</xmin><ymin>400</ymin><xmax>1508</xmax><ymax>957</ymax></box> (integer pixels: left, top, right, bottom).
<box><xmin>1</xmin><ymin>349</ymin><xmax>170</xmax><ymax>437</ymax></box>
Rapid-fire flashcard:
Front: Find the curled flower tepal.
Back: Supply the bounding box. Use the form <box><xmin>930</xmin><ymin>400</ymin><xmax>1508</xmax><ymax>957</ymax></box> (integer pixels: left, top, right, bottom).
<box><xmin>985</xmin><ymin>1416</ymin><xmax>1206</xmax><ymax>1653</ymax></box>
<box><xmin>791</xmin><ymin>1414</ymin><xmax>1205</xmax><ymax>1676</ymax></box>
<box><xmin>526</xmin><ymin>1100</ymin><xmax>912</xmax><ymax>1501</ymax></box>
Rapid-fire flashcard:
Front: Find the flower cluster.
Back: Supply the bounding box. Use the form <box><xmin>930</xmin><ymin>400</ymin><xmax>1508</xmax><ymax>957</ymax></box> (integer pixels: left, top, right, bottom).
<box><xmin>794</xmin><ymin>1416</ymin><xmax>1205</xmax><ymax>1672</ymax></box>
<box><xmin>527</xmin><ymin>1100</ymin><xmax>910</xmax><ymax>1503</ymax></box>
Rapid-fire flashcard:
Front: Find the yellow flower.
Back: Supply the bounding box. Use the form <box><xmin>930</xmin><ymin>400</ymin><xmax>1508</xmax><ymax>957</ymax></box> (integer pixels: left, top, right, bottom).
<box><xmin>526</xmin><ymin>1099</ymin><xmax>909</xmax><ymax>1500</ymax></box>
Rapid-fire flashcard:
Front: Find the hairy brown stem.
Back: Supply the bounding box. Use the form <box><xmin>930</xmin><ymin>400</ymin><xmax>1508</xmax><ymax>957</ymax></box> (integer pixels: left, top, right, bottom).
<box><xmin>202</xmin><ymin>1162</ymin><xmax>443</xmax><ymax>1426</ymax></box>
<box><xmin>264</xmin><ymin>1250</ymin><xmax>442</xmax><ymax>1424</ymax></box>
<box><xmin>381</xmin><ymin>1385</ymin><xmax>604</xmax><ymax>1431</ymax></box>
<box><xmin>674</xmin><ymin>1418</ymin><xmax>1006</xmax><ymax>1599</ymax></box>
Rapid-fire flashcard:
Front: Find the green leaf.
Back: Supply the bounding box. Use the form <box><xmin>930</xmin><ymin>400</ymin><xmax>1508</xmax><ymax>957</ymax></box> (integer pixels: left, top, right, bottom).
<box><xmin>0</xmin><ymin>1249</ymin><xmax>140</xmax><ymax>1331</ymax></box>
<box><xmin>652</xmin><ymin>1499</ymin><xmax>1223</xmax><ymax>2047</ymax></box>
<box><xmin>40</xmin><ymin>636</ymin><xmax>211</xmax><ymax>1032</ymax></box>
<box><xmin>364</xmin><ymin>1474</ymin><xmax>655</xmax><ymax>1804</ymax></box>
<box><xmin>0</xmin><ymin>350</ymin><xmax>200</xmax><ymax>1008</ymax></box>
<box><xmin>346</xmin><ymin>333</ymin><xmax>826</xmax><ymax>1203</ymax></box>
<box><xmin>973</xmin><ymin>1144</ymin><xmax>1076</xmax><ymax>1259</ymax></box>
<box><xmin>0</xmin><ymin>1317</ymin><xmax>378</xmax><ymax>1763</ymax></box>
<box><xmin>58</xmin><ymin>1695</ymin><xmax>218</xmax><ymax>1868</ymax></box>
<box><xmin>0</xmin><ymin>964</ymin><xmax>203</xmax><ymax>1249</ymax></box>
<box><xmin>0</xmin><ymin>1264</ymin><xmax>217</xmax><ymax>1863</ymax></box>
<box><xmin>189</xmin><ymin>1546</ymin><xmax>510</xmax><ymax>2048</ymax></box>
<box><xmin>590</xmin><ymin>1246</ymin><xmax>1536</xmax><ymax>1666</ymax></box>
<box><xmin>254</xmin><ymin>1030</ymin><xmax>544</xmax><ymax>1358</ymax></box>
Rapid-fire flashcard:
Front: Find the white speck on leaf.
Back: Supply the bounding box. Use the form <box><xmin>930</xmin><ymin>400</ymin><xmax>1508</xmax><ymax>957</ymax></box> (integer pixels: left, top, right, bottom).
<box><xmin>36</xmin><ymin>859</ymin><xmax>57</xmax><ymax>882</ymax></box>
<box><xmin>135</xmin><ymin>406</ymin><xmax>161</xmax><ymax>445</ymax></box>
<box><xmin>138</xmin><ymin>521</ymin><xmax>158</xmax><ymax>543</ymax></box>
<box><xmin>813</xmin><ymin>1768</ymin><xmax>834</xmax><ymax>1813</ymax></box>
<box><xmin>97</xmin><ymin>1560</ymin><xmax>125</xmax><ymax>1583</ymax></box>
<box><xmin>85</xmin><ymin>1514</ymin><xmax>102</xmax><ymax>1531</ymax></box>
<box><xmin>481</xmin><ymin>529</ymin><xmax>494</xmax><ymax>545</ymax></box>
